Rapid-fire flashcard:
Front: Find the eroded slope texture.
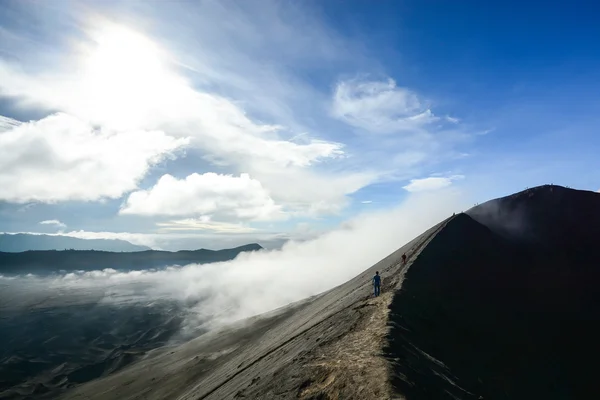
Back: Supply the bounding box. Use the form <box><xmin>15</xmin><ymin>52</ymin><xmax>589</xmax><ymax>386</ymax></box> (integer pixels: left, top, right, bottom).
<box><xmin>385</xmin><ymin>185</ymin><xmax>600</xmax><ymax>399</ymax></box>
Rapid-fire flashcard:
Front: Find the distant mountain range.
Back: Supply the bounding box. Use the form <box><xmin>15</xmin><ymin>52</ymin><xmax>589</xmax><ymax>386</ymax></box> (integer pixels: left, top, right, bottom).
<box><xmin>0</xmin><ymin>243</ymin><xmax>264</xmax><ymax>275</ymax></box>
<box><xmin>0</xmin><ymin>233</ymin><xmax>151</xmax><ymax>252</ymax></box>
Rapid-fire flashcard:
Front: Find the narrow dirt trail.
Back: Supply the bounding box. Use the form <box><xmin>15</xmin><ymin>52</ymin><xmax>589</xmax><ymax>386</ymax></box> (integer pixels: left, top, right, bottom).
<box><xmin>59</xmin><ymin>218</ymin><xmax>453</xmax><ymax>400</ymax></box>
<box><xmin>296</xmin><ymin>217</ymin><xmax>452</xmax><ymax>400</ymax></box>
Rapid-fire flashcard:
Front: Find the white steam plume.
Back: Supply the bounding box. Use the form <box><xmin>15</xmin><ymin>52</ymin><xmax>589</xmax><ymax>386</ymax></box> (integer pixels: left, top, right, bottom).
<box><xmin>4</xmin><ymin>190</ymin><xmax>465</xmax><ymax>331</ymax></box>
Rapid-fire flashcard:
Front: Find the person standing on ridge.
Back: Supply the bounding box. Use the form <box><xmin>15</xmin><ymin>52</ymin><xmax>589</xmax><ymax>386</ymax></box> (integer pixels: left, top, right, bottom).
<box><xmin>373</xmin><ymin>271</ymin><xmax>381</xmax><ymax>297</ymax></box>
<box><xmin>402</xmin><ymin>253</ymin><xmax>407</xmax><ymax>265</ymax></box>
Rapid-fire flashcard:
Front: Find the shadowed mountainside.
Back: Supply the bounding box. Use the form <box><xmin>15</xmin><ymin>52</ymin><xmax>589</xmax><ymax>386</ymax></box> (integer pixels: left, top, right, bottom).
<box><xmin>0</xmin><ymin>243</ymin><xmax>263</xmax><ymax>275</ymax></box>
<box><xmin>468</xmin><ymin>184</ymin><xmax>600</xmax><ymax>253</ymax></box>
<box><xmin>8</xmin><ymin>184</ymin><xmax>599</xmax><ymax>399</ymax></box>
<box><xmin>385</xmin><ymin>185</ymin><xmax>600</xmax><ymax>399</ymax></box>
<box><xmin>0</xmin><ymin>233</ymin><xmax>151</xmax><ymax>252</ymax></box>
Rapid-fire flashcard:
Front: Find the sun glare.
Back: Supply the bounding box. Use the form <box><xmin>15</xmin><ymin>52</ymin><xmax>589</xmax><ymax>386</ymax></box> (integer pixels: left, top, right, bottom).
<box><xmin>79</xmin><ymin>25</ymin><xmax>174</xmax><ymax>129</ymax></box>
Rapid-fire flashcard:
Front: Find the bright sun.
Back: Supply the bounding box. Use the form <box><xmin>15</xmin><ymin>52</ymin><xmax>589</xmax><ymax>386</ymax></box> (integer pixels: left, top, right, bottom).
<box><xmin>80</xmin><ymin>25</ymin><xmax>173</xmax><ymax>128</ymax></box>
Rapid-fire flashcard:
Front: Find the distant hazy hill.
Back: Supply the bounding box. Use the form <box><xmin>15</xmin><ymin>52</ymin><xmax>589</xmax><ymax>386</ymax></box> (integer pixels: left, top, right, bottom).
<box><xmin>0</xmin><ymin>233</ymin><xmax>151</xmax><ymax>252</ymax></box>
<box><xmin>0</xmin><ymin>243</ymin><xmax>263</xmax><ymax>275</ymax></box>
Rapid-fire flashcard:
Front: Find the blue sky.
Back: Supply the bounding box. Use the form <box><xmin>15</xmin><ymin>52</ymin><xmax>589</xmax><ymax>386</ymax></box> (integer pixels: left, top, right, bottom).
<box><xmin>0</xmin><ymin>0</ymin><xmax>599</xmax><ymax>250</ymax></box>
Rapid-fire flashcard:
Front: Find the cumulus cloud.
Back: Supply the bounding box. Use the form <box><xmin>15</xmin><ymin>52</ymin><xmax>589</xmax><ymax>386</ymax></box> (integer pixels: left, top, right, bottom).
<box><xmin>0</xmin><ymin>23</ymin><xmax>357</xmax><ymax>213</ymax></box>
<box><xmin>403</xmin><ymin>175</ymin><xmax>465</xmax><ymax>192</ymax></box>
<box><xmin>0</xmin><ymin>113</ymin><xmax>189</xmax><ymax>203</ymax></box>
<box><xmin>156</xmin><ymin>217</ymin><xmax>257</xmax><ymax>233</ymax></box>
<box><xmin>39</xmin><ymin>219</ymin><xmax>67</xmax><ymax>229</ymax></box>
<box><xmin>332</xmin><ymin>78</ymin><xmax>438</xmax><ymax>134</ymax></box>
<box><xmin>120</xmin><ymin>173</ymin><xmax>285</xmax><ymax>221</ymax></box>
<box><xmin>0</xmin><ymin>56</ymin><xmax>345</xmax><ymax>169</ymax></box>
<box><xmin>0</xmin><ymin>4</ymin><xmax>476</xmax><ymax>223</ymax></box>
<box><xmin>0</xmin><ymin>22</ymin><xmax>344</xmax><ymax>169</ymax></box>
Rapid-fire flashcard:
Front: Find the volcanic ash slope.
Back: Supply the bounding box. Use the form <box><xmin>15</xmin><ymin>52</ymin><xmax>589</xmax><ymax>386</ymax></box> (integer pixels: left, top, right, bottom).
<box><xmin>61</xmin><ymin>220</ymin><xmax>448</xmax><ymax>400</ymax></box>
<box><xmin>385</xmin><ymin>185</ymin><xmax>600</xmax><ymax>400</ymax></box>
<box><xmin>63</xmin><ymin>185</ymin><xmax>600</xmax><ymax>400</ymax></box>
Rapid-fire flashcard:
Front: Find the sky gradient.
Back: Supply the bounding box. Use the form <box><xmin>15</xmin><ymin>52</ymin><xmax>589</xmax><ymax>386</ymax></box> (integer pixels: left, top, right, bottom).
<box><xmin>1</xmin><ymin>0</ymin><xmax>599</xmax><ymax>250</ymax></box>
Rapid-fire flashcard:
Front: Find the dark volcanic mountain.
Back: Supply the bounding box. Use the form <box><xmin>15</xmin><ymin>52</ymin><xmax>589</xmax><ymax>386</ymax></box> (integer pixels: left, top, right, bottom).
<box><xmin>468</xmin><ymin>184</ymin><xmax>600</xmax><ymax>252</ymax></box>
<box><xmin>6</xmin><ymin>185</ymin><xmax>600</xmax><ymax>400</ymax></box>
<box><xmin>0</xmin><ymin>233</ymin><xmax>151</xmax><ymax>252</ymax></box>
<box><xmin>386</xmin><ymin>184</ymin><xmax>600</xmax><ymax>399</ymax></box>
<box><xmin>0</xmin><ymin>243</ymin><xmax>263</xmax><ymax>275</ymax></box>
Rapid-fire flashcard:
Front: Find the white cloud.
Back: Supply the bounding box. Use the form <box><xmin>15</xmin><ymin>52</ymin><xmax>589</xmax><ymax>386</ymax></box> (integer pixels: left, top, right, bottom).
<box><xmin>254</xmin><ymin>168</ymin><xmax>377</xmax><ymax>217</ymax></box>
<box><xmin>0</xmin><ymin>115</ymin><xmax>21</xmax><ymax>132</ymax></box>
<box><xmin>332</xmin><ymin>78</ymin><xmax>438</xmax><ymax>134</ymax></box>
<box><xmin>0</xmin><ymin>28</ymin><xmax>344</xmax><ymax>171</ymax></box>
<box><xmin>18</xmin><ymin>189</ymin><xmax>466</xmax><ymax>329</ymax></box>
<box><xmin>0</xmin><ymin>3</ymin><xmax>476</xmax><ymax>222</ymax></box>
<box><xmin>403</xmin><ymin>175</ymin><xmax>465</xmax><ymax>192</ymax></box>
<box><xmin>328</xmin><ymin>77</ymin><xmax>476</xmax><ymax>182</ymax></box>
<box><xmin>39</xmin><ymin>219</ymin><xmax>67</xmax><ymax>229</ymax></box>
<box><xmin>121</xmin><ymin>173</ymin><xmax>285</xmax><ymax>221</ymax></box>
<box><xmin>157</xmin><ymin>219</ymin><xmax>256</xmax><ymax>233</ymax></box>
<box><xmin>0</xmin><ymin>21</ymin><xmax>361</xmax><ymax>214</ymax></box>
<box><xmin>0</xmin><ymin>113</ymin><xmax>189</xmax><ymax>203</ymax></box>
<box><xmin>156</xmin><ymin>218</ymin><xmax>257</xmax><ymax>233</ymax></box>
<box><xmin>49</xmin><ymin>229</ymin><xmax>290</xmax><ymax>251</ymax></box>
<box><xmin>144</xmin><ymin>0</ymin><xmax>357</xmax><ymax>132</ymax></box>
<box><xmin>361</xmin><ymin>200</ymin><xmax>373</xmax><ymax>204</ymax></box>
<box><xmin>173</xmin><ymin>96</ymin><xmax>344</xmax><ymax>168</ymax></box>
<box><xmin>53</xmin><ymin>230</ymin><xmax>166</xmax><ymax>249</ymax></box>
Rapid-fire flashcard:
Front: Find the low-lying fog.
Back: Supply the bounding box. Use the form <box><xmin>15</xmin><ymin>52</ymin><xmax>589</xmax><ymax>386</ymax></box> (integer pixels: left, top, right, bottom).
<box><xmin>0</xmin><ymin>190</ymin><xmax>464</xmax><ymax>394</ymax></box>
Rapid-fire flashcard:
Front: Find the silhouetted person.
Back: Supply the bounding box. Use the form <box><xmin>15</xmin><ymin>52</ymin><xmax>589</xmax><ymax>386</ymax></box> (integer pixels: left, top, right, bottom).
<box><xmin>373</xmin><ymin>271</ymin><xmax>381</xmax><ymax>297</ymax></box>
<box><xmin>402</xmin><ymin>253</ymin><xmax>407</xmax><ymax>264</ymax></box>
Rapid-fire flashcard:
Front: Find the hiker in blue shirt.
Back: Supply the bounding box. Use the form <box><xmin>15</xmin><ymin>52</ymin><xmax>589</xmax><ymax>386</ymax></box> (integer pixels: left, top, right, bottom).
<box><xmin>373</xmin><ymin>271</ymin><xmax>381</xmax><ymax>297</ymax></box>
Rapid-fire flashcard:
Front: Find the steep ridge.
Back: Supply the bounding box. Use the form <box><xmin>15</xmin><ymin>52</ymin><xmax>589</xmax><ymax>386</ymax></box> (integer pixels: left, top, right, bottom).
<box><xmin>468</xmin><ymin>184</ymin><xmax>600</xmax><ymax>264</ymax></box>
<box><xmin>35</xmin><ymin>185</ymin><xmax>600</xmax><ymax>399</ymax></box>
<box><xmin>60</xmin><ymin>219</ymin><xmax>450</xmax><ymax>400</ymax></box>
<box><xmin>385</xmin><ymin>186</ymin><xmax>600</xmax><ymax>399</ymax></box>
